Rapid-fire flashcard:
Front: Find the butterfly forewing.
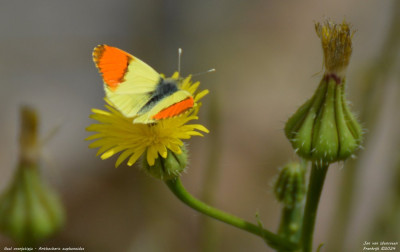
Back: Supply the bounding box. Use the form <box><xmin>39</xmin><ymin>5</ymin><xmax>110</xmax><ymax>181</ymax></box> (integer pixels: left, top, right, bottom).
<box><xmin>93</xmin><ymin>45</ymin><xmax>161</xmax><ymax>118</ymax></box>
<box><xmin>93</xmin><ymin>44</ymin><xmax>194</xmax><ymax>123</ymax></box>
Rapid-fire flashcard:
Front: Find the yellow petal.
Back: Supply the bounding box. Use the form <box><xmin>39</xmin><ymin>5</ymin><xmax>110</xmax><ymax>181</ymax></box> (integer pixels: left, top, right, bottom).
<box><xmin>168</xmin><ymin>144</ymin><xmax>182</xmax><ymax>154</ymax></box>
<box><xmin>115</xmin><ymin>149</ymin><xmax>135</xmax><ymax>167</ymax></box>
<box><xmin>194</xmin><ymin>90</ymin><xmax>209</xmax><ymax>102</ymax></box>
<box><xmin>157</xmin><ymin>144</ymin><xmax>168</xmax><ymax>158</ymax></box>
<box><xmin>85</xmin><ymin>133</ymin><xmax>104</xmax><ymax>141</ymax></box>
<box><xmin>127</xmin><ymin>150</ymin><xmax>144</xmax><ymax>166</ymax></box>
<box><xmin>100</xmin><ymin>145</ymin><xmax>126</xmax><ymax>159</ymax></box>
<box><xmin>188</xmin><ymin>81</ymin><xmax>200</xmax><ymax>94</ymax></box>
<box><xmin>91</xmin><ymin>108</ymin><xmax>110</xmax><ymax>115</ymax></box>
<box><xmin>147</xmin><ymin>145</ymin><xmax>158</xmax><ymax>166</ymax></box>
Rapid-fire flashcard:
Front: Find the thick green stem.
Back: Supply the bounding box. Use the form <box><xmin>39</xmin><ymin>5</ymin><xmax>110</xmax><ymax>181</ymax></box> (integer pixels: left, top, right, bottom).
<box><xmin>166</xmin><ymin>178</ymin><xmax>298</xmax><ymax>251</ymax></box>
<box><xmin>301</xmin><ymin>162</ymin><xmax>329</xmax><ymax>252</ymax></box>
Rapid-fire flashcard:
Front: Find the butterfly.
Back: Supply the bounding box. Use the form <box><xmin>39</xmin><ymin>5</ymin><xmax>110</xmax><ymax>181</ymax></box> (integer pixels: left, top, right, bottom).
<box><xmin>92</xmin><ymin>45</ymin><xmax>194</xmax><ymax>124</ymax></box>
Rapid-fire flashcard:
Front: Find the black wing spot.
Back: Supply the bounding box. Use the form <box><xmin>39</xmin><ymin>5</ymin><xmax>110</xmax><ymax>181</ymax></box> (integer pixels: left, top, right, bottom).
<box><xmin>139</xmin><ymin>78</ymin><xmax>179</xmax><ymax>113</ymax></box>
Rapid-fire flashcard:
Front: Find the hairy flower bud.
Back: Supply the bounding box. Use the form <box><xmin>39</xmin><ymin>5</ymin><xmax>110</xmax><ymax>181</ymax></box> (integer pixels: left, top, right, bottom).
<box><xmin>0</xmin><ymin>165</ymin><xmax>65</xmax><ymax>246</ymax></box>
<box><xmin>274</xmin><ymin>162</ymin><xmax>306</xmax><ymax>208</ymax></box>
<box><xmin>0</xmin><ymin>107</ymin><xmax>65</xmax><ymax>245</ymax></box>
<box><xmin>142</xmin><ymin>146</ymin><xmax>188</xmax><ymax>181</ymax></box>
<box><xmin>285</xmin><ymin>20</ymin><xmax>362</xmax><ymax>164</ymax></box>
<box><xmin>285</xmin><ymin>75</ymin><xmax>362</xmax><ymax>164</ymax></box>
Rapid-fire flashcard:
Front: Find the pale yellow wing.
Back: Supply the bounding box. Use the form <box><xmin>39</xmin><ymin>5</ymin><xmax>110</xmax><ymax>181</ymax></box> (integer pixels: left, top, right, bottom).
<box><xmin>133</xmin><ymin>90</ymin><xmax>193</xmax><ymax>124</ymax></box>
<box><xmin>93</xmin><ymin>44</ymin><xmax>160</xmax><ymax>117</ymax></box>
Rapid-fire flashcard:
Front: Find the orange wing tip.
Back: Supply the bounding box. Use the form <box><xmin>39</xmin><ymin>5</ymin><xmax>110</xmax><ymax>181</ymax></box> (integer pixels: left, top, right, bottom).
<box><xmin>152</xmin><ymin>97</ymin><xmax>194</xmax><ymax>120</ymax></box>
<box><xmin>92</xmin><ymin>45</ymin><xmax>132</xmax><ymax>89</ymax></box>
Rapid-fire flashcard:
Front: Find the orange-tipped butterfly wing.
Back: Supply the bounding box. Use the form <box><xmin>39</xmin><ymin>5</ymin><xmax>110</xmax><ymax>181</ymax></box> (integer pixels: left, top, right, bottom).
<box><xmin>93</xmin><ymin>45</ymin><xmax>193</xmax><ymax>124</ymax></box>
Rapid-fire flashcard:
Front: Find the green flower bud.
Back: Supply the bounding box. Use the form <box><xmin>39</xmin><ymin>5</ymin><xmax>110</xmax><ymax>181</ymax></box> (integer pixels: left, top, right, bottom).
<box><xmin>285</xmin><ymin>76</ymin><xmax>362</xmax><ymax>164</ymax></box>
<box><xmin>285</xmin><ymin>20</ymin><xmax>363</xmax><ymax>164</ymax></box>
<box><xmin>142</xmin><ymin>146</ymin><xmax>188</xmax><ymax>181</ymax></box>
<box><xmin>0</xmin><ymin>164</ymin><xmax>65</xmax><ymax>246</ymax></box>
<box><xmin>0</xmin><ymin>107</ymin><xmax>65</xmax><ymax>246</ymax></box>
<box><xmin>274</xmin><ymin>162</ymin><xmax>306</xmax><ymax>208</ymax></box>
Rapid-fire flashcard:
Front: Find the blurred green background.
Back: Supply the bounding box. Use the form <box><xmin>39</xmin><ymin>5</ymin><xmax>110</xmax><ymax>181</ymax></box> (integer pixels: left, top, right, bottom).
<box><xmin>0</xmin><ymin>0</ymin><xmax>399</xmax><ymax>251</ymax></box>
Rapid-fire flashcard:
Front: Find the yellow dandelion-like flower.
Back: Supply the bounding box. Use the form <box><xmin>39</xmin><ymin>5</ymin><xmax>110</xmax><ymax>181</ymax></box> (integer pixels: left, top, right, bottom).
<box><xmin>86</xmin><ymin>73</ymin><xmax>209</xmax><ymax>168</ymax></box>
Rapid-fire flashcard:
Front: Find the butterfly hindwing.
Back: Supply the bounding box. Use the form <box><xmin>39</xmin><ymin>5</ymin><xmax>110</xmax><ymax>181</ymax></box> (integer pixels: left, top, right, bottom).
<box><xmin>104</xmin><ymin>87</ymin><xmax>152</xmax><ymax>117</ymax></box>
<box><xmin>134</xmin><ymin>90</ymin><xmax>194</xmax><ymax>123</ymax></box>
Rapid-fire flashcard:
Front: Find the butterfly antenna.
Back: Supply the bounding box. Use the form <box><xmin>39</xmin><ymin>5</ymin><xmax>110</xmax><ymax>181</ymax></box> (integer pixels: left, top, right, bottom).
<box><xmin>178</xmin><ymin>48</ymin><xmax>182</xmax><ymax>77</ymax></box>
<box><xmin>192</xmin><ymin>68</ymin><xmax>216</xmax><ymax>77</ymax></box>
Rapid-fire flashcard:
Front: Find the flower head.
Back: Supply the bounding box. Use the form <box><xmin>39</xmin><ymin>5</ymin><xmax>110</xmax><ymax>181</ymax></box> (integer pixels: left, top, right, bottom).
<box><xmin>315</xmin><ymin>20</ymin><xmax>355</xmax><ymax>76</ymax></box>
<box><xmin>86</xmin><ymin>73</ymin><xmax>209</xmax><ymax>168</ymax></box>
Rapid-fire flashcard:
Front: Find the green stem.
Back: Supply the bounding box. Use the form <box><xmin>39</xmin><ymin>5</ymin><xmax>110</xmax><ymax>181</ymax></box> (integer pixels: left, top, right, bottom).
<box><xmin>301</xmin><ymin>162</ymin><xmax>329</xmax><ymax>252</ymax></box>
<box><xmin>165</xmin><ymin>178</ymin><xmax>298</xmax><ymax>251</ymax></box>
<box><xmin>278</xmin><ymin>206</ymin><xmax>303</xmax><ymax>243</ymax></box>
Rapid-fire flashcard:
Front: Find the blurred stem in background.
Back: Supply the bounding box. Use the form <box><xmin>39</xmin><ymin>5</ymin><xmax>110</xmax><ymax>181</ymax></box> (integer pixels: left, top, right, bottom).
<box><xmin>369</xmin><ymin>153</ymin><xmax>400</xmax><ymax>241</ymax></box>
<box><xmin>200</xmin><ymin>94</ymin><xmax>222</xmax><ymax>251</ymax></box>
<box><xmin>368</xmin><ymin>67</ymin><xmax>400</xmax><ymax>240</ymax></box>
<box><xmin>329</xmin><ymin>1</ymin><xmax>400</xmax><ymax>250</ymax></box>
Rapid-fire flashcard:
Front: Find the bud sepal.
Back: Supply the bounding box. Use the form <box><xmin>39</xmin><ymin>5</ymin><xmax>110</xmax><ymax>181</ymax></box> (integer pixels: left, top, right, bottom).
<box><xmin>0</xmin><ymin>164</ymin><xmax>65</xmax><ymax>246</ymax></box>
<box><xmin>142</xmin><ymin>146</ymin><xmax>188</xmax><ymax>181</ymax></box>
<box><xmin>285</xmin><ymin>75</ymin><xmax>362</xmax><ymax>164</ymax></box>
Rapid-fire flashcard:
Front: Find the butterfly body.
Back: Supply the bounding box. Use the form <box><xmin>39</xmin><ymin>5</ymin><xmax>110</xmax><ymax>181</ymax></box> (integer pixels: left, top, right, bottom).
<box><xmin>93</xmin><ymin>44</ymin><xmax>193</xmax><ymax>124</ymax></box>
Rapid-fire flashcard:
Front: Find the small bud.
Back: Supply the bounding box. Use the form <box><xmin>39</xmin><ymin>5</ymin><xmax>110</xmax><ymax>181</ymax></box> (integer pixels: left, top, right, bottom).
<box><xmin>142</xmin><ymin>146</ymin><xmax>188</xmax><ymax>181</ymax></box>
<box><xmin>285</xmin><ymin>20</ymin><xmax>362</xmax><ymax>164</ymax></box>
<box><xmin>274</xmin><ymin>162</ymin><xmax>306</xmax><ymax>208</ymax></box>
